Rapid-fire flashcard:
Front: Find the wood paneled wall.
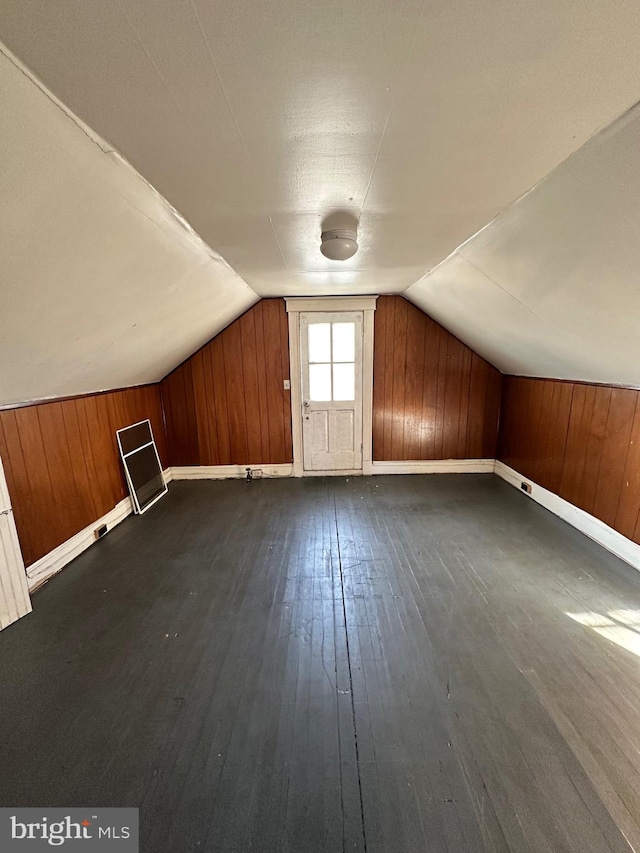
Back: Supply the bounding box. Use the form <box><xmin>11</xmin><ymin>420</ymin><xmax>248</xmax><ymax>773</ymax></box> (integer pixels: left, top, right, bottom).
<box><xmin>161</xmin><ymin>299</ymin><xmax>292</xmax><ymax>466</ymax></box>
<box><xmin>373</xmin><ymin>296</ymin><xmax>501</xmax><ymax>461</ymax></box>
<box><xmin>0</xmin><ymin>386</ymin><xmax>166</xmax><ymax>567</ymax></box>
<box><xmin>499</xmin><ymin>376</ymin><xmax>640</xmax><ymax>543</ymax></box>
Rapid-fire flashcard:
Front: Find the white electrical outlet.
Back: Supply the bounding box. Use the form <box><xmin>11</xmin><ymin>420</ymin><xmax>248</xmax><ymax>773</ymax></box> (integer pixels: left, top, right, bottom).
<box><xmin>283</xmin><ymin>379</ymin><xmax>291</xmax><ymax>390</ymax></box>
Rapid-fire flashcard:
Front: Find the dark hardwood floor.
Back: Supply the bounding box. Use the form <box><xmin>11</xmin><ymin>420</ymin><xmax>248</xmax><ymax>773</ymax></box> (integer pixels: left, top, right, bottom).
<box><xmin>2</xmin><ymin>474</ymin><xmax>640</xmax><ymax>852</ymax></box>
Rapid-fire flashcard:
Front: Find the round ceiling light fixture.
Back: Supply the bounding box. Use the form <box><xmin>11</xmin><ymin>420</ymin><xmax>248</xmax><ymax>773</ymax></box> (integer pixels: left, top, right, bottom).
<box><xmin>320</xmin><ymin>228</ymin><xmax>358</xmax><ymax>261</ymax></box>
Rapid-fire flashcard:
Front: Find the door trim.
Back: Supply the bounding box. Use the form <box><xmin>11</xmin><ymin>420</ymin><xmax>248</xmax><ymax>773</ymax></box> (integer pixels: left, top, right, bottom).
<box><xmin>286</xmin><ymin>296</ymin><xmax>377</xmax><ymax>477</ymax></box>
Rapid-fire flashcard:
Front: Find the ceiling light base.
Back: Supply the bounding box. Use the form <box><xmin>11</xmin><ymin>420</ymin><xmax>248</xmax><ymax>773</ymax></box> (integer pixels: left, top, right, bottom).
<box><xmin>320</xmin><ymin>229</ymin><xmax>358</xmax><ymax>261</ymax></box>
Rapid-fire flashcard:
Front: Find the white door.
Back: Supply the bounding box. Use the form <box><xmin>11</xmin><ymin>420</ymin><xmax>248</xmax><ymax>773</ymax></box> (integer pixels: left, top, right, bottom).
<box><xmin>0</xmin><ymin>455</ymin><xmax>31</xmax><ymax>630</ymax></box>
<box><xmin>300</xmin><ymin>311</ymin><xmax>363</xmax><ymax>472</ymax></box>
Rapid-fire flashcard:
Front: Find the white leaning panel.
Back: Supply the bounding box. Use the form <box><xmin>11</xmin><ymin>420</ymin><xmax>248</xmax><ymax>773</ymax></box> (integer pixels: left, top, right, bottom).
<box><xmin>0</xmin><ymin>455</ymin><xmax>31</xmax><ymax>630</ymax></box>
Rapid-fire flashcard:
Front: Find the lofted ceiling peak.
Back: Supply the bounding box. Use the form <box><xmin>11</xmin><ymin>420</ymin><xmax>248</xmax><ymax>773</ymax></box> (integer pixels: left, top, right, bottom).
<box><xmin>2</xmin><ymin>0</ymin><xmax>640</xmax><ymax>403</ymax></box>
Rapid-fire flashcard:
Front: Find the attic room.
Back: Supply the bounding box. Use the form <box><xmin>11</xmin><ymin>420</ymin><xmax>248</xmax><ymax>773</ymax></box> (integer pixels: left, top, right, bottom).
<box><xmin>2</xmin><ymin>1</ymin><xmax>640</xmax><ymax>850</ymax></box>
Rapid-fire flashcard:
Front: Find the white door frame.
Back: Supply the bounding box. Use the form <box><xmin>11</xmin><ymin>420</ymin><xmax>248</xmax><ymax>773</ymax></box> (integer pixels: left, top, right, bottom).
<box><xmin>286</xmin><ymin>296</ymin><xmax>377</xmax><ymax>477</ymax></box>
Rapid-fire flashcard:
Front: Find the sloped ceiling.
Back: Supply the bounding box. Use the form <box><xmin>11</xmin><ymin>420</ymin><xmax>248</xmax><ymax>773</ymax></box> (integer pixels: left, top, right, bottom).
<box><xmin>1</xmin><ymin>0</ymin><xmax>640</xmax><ymax>403</ymax></box>
<box><xmin>406</xmin><ymin>102</ymin><xmax>640</xmax><ymax>385</ymax></box>
<box><xmin>0</xmin><ymin>46</ymin><xmax>257</xmax><ymax>407</ymax></box>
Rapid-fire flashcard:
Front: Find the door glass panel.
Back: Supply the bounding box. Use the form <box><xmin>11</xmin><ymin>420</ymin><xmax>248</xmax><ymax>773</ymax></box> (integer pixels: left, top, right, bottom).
<box><xmin>332</xmin><ymin>322</ymin><xmax>355</xmax><ymax>362</ymax></box>
<box><xmin>332</xmin><ymin>363</ymin><xmax>355</xmax><ymax>401</ymax></box>
<box><xmin>308</xmin><ymin>323</ymin><xmax>331</xmax><ymax>363</ymax></box>
<box><xmin>309</xmin><ymin>363</ymin><xmax>332</xmax><ymax>401</ymax></box>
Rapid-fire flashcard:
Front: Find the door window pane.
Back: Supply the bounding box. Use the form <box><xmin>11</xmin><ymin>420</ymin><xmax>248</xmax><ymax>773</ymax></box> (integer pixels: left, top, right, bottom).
<box><xmin>332</xmin><ymin>322</ymin><xmax>355</xmax><ymax>362</ymax></box>
<box><xmin>309</xmin><ymin>363</ymin><xmax>332</xmax><ymax>401</ymax></box>
<box><xmin>308</xmin><ymin>323</ymin><xmax>331</xmax><ymax>363</ymax></box>
<box><xmin>333</xmin><ymin>363</ymin><xmax>355</xmax><ymax>401</ymax></box>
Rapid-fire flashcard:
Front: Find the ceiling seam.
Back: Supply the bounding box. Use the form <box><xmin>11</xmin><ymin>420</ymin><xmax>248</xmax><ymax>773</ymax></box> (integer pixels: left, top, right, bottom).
<box><xmin>404</xmin><ymin>96</ymin><xmax>640</xmax><ymax>298</ymax></box>
<box><xmin>187</xmin><ymin>0</ymin><xmax>291</xmax><ymax>274</ymax></box>
<box><xmin>405</xmin><ymin>251</ymin><xmax>579</xmax><ymax>375</ymax></box>
<box><xmin>409</xmin><ymin>253</ymin><xmax>612</xmax><ymax>382</ymax></box>
<box><xmin>3</xmin><ymin>32</ymin><xmax>258</xmax><ymax>299</ymax></box>
<box><xmin>358</xmin><ymin>0</ymin><xmax>428</xmax><ymax>215</ymax></box>
<box><xmin>0</xmin><ymin>45</ymin><xmax>113</xmax><ymax>155</ymax></box>
<box><xmin>113</xmin><ymin>0</ymin><xmax>187</xmax><ymax>119</ymax></box>
<box><xmin>188</xmin><ymin>0</ymin><xmax>253</xmax><ymax>172</ymax></box>
<box><xmin>456</xmin><ymin>255</ymin><xmax>562</xmax><ymax>331</ymax></box>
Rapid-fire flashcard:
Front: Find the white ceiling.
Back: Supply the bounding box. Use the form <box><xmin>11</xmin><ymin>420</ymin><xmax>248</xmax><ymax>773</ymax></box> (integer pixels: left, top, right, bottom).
<box><xmin>406</xmin><ymin>101</ymin><xmax>640</xmax><ymax>385</ymax></box>
<box><xmin>1</xmin><ymin>0</ymin><xmax>640</xmax><ymax>401</ymax></box>
<box><xmin>0</xmin><ymin>46</ymin><xmax>256</xmax><ymax>407</ymax></box>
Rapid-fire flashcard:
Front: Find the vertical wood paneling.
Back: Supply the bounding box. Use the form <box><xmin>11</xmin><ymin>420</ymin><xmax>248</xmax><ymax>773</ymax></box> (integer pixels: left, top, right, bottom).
<box><xmin>484</xmin><ymin>360</ymin><xmax>502</xmax><ymax>458</ymax></box>
<box><xmin>498</xmin><ymin>376</ymin><xmax>640</xmax><ymax>546</ymax></box>
<box><xmin>0</xmin><ymin>384</ymin><xmax>166</xmax><ymax>568</ymax></box>
<box><xmin>161</xmin><ymin>299</ymin><xmax>293</xmax><ymax>467</ymax></box>
<box><xmin>278</xmin><ymin>302</ymin><xmax>293</xmax><ymax>460</ymax></box>
<box><xmin>526</xmin><ymin>381</ymin><xmax>546</xmax><ymax>485</ymax></box>
<box><xmin>224</xmin><ymin>319</ymin><xmax>249</xmax><ymax>463</ymax></box>
<box><xmin>534</xmin><ymin>381</ymin><xmax>554</xmax><ymax>489</ymax></box>
<box><xmin>465</xmin><ymin>355</ymin><xmax>488</xmax><ymax>458</ymax></box>
<box><xmin>211</xmin><ymin>335</ymin><xmax>231</xmax><ymax>464</ymax></box>
<box><xmin>191</xmin><ymin>350</ymin><xmax>211</xmax><ymax>466</ymax></box>
<box><xmin>391</xmin><ymin>297</ymin><xmax>408</xmax><ymax>460</ymax></box>
<box><xmin>420</xmin><ymin>317</ymin><xmax>440</xmax><ymax>459</ymax></box>
<box><xmin>457</xmin><ymin>347</ymin><xmax>472</xmax><ymax>459</ymax></box>
<box><xmin>403</xmin><ymin>303</ymin><xmax>426</xmax><ymax>458</ymax></box>
<box><xmin>0</xmin><ymin>411</ymin><xmax>37</xmax><ymax>567</ymax></box>
<box><xmin>580</xmin><ymin>387</ymin><xmax>612</xmax><ymax>516</ymax></box>
<box><xmin>62</xmin><ymin>400</ymin><xmax>99</xmax><ymax>524</ymax></box>
<box><xmin>164</xmin><ymin>295</ymin><xmax>500</xmax><ymax>470</ymax></box>
<box><xmin>161</xmin><ymin>364</ymin><xmax>199</xmax><ymax>466</ymax></box>
<box><xmin>435</xmin><ymin>326</ymin><xmax>448</xmax><ymax>459</ymax></box>
<box><xmin>372</xmin><ymin>296</ymin><xmax>501</xmax><ymax>461</ymax></box>
<box><xmin>80</xmin><ymin>395</ymin><xmax>117</xmax><ymax>516</ymax></box>
<box><xmin>254</xmin><ymin>303</ymin><xmax>271</xmax><ymax>462</ymax></box>
<box><xmin>263</xmin><ymin>299</ymin><xmax>285</xmax><ymax>464</ymax></box>
<box><xmin>382</xmin><ymin>296</ymin><xmax>396</xmax><ymax>459</ymax></box>
<box><xmin>558</xmin><ymin>384</ymin><xmax>587</xmax><ymax>505</ymax></box>
<box><xmin>614</xmin><ymin>398</ymin><xmax>640</xmax><ymax>541</ymax></box>
<box><xmin>102</xmin><ymin>394</ymin><xmax>127</xmax><ymax>503</ymax></box>
<box><xmin>442</xmin><ymin>336</ymin><xmax>463</xmax><ymax>459</ymax></box>
<box><xmin>13</xmin><ymin>406</ymin><xmax>56</xmax><ymax>564</ymax></box>
<box><xmin>592</xmin><ymin>389</ymin><xmax>637</xmax><ymax>528</ymax></box>
<box><xmin>240</xmin><ymin>309</ymin><xmax>261</xmax><ymax>461</ymax></box>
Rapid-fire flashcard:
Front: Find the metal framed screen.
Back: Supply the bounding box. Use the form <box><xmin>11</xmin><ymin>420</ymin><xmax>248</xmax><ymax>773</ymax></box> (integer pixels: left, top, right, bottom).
<box><xmin>116</xmin><ymin>419</ymin><xmax>167</xmax><ymax>514</ymax></box>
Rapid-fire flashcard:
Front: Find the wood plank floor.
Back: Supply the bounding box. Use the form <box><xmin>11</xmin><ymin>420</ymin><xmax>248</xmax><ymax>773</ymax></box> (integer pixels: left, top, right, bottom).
<box><xmin>2</xmin><ymin>474</ymin><xmax>640</xmax><ymax>852</ymax></box>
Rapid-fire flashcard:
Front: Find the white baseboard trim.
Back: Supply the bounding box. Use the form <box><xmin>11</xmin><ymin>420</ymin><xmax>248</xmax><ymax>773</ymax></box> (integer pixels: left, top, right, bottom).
<box><xmin>300</xmin><ymin>468</ymin><xmax>364</xmax><ymax>477</ymax></box>
<box><xmin>170</xmin><ymin>464</ymin><xmax>293</xmax><ymax>480</ymax></box>
<box><xmin>27</xmin><ymin>496</ymin><xmax>133</xmax><ymax>591</ymax></box>
<box><xmin>27</xmin><ymin>468</ymin><xmax>172</xmax><ymax>591</ymax></box>
<box><xmin>371</xmin><ymin>459</ymin><xmax>495</xmax><ymax>475</ymax></box>
<box><xmin>493</xmin><ymin>461</ymin><xmax>640</xmax><ymax>572</ymax></box>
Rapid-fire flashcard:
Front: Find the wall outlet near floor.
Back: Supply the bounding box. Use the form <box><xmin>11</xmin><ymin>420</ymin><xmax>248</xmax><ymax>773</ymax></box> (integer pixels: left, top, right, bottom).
<box><xmin>283</xmin><ymin>379</ymin><xmax>291</xmax><ymax>390</ymax></box>
<box><xmin>252</xmin><ymin>469</ymin><xmax>263</xmax><ymax>478</ymax></box>
<box><xmin>521</xmin><ymin>482</ymin><xmax>532</xmax><ymax>494</ymax></box>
